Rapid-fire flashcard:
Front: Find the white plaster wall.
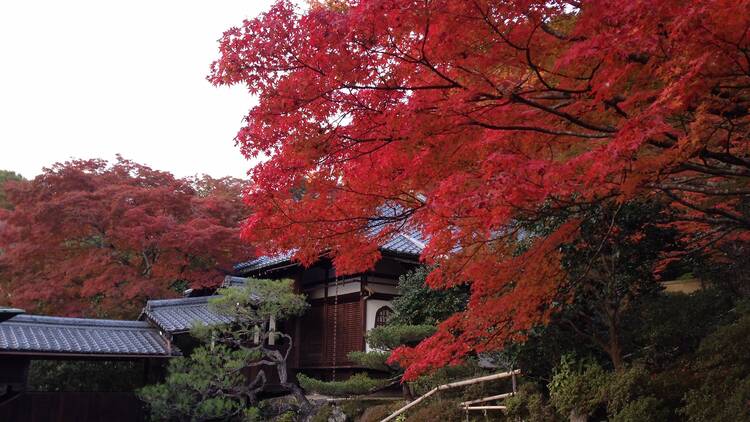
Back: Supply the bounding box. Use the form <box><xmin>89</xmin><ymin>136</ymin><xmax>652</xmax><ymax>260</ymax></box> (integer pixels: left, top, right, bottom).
<box><xmin>365</xmin><ymin>299</ymin><xmax>393</xmax><ymax>351</ymax></box>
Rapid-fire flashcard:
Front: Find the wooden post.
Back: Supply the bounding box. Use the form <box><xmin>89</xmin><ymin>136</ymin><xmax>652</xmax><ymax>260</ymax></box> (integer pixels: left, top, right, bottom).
<box><xmin>268</xmin><ymin>315</ymin><xmax>277</xmax><ymax>346</ymax></box>
<box><xmin>361</xmin><ymin>274</ymin><xmax>368</xmax><ymax>351</ymax></box>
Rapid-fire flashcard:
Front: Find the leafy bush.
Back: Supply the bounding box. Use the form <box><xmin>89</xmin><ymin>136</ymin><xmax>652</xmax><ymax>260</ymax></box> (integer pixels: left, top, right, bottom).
<box><xmin>603</xmin><ymin>364</ymin><xmax>652</xmax><ymax>415</ymax></box>
<box><xmin>681</xmin><ymin>312</ymin><xmax>750</xmax><ymax>421</ymax></box>
<box><xmin>297</xmin><ymin>373</ymin><xmax>391</xmax><ymax>396</ymax></box>
<box><xmin>406</xmin><ymin>399</ymin><xmax>463</xmax><ymax>421</ymax></box>
<box><xmin>602</xmin><ymin>365</ymin><xmax>669</xmax><ymax>421</ymax></box>
<box><xmin>309</xmin><ymin>405</ymin><xmax>333</xmax><ymax>422</ymax></box>
<box><xmin>367</xmin><ymin>324</ymin><xmax>436</xmax><ymax>350</ymax></box>
<box><xmin>28</xmin><ymin>360</ymin><xmax>146</xmax><ymax>392</ymax></box>
<box><xmin>359</xmin><ymin>402</ymin><xmax>405</xmax><ymax>422</ymax></box>
<box><xmin>548</xmin><ymin>356</ymin><xmax>609</xmax><ymax>418</ymax></box>
<box><xmin>611</xmin><ymin>397</ymin><xmax>669</xmax><ymax>422</ymax></box>
<box><xmin>348</xmin><ymin>350</ymin><xmax>392</xmax><ymax>371</ymax></box>
<box><xmin>504</xmin><ymin>383</ymin><xmax>561</xmax><ymax>422</ymax></box>
<box><xmin>390</xmin><ymin>266</ymin><xmax>469</xmax><ymax>326</ymax></box>
<box><xmin>625</xmin><ymin>288</ymin><xmax>735</xmax><ymax>368</ymax></box>
<box><xmin>138</xmin><ymin>345</ymin><xmax>258</xmax><ymax>421</ymax></box>
<box><xmin>410</xmin><ymin>359</ymin><xmax>486</xmax><ymax>397</ymax></box>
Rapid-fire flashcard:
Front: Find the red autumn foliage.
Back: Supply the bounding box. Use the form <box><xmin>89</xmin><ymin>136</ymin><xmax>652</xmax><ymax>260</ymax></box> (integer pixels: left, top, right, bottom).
<box><xmin>0</xmin><ymin>158</ymin><xmax>251</xmax><ymax>318</ymax></box>
<box><xmin>210</xmin><ymin>0</ymin><xmax>750</xmax><ymax>379</ymax></box>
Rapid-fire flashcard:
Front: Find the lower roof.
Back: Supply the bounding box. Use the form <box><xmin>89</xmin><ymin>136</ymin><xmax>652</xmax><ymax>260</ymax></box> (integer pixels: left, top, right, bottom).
<box><xmin>141</xmin><ymin>296</ymin><xmax>234</xmax><ymax>334</ymax></box>
<box><xmin>0</xmin><ymin>314</ymin><xmax>175</xmax><ymax>358</ymax></box>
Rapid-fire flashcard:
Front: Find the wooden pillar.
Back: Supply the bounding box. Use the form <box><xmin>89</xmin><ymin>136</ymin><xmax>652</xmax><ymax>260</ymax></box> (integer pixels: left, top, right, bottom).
<box><xmin>292</xmin><ymin>273</ymin><xmax>302</xmax><ymax>369</ymax></box>
<box><xmin>323</xmin><ymin>266</ymin><xmax>329</xmax><ymax>368</ymax></box>
<box><xmin>360</xmin><ymin>274</ymin><xmax>368</xmax><ymax>351</ymax></box>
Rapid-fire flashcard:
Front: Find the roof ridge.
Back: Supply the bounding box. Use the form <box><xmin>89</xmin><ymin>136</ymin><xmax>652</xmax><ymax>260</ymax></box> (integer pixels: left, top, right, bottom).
<box><xmin>7</xmin><ymin>314</ymin><xmax>152</xmax><ymax>329</ymax></box>
<box><xmin>145</xmin><ymin>296</ymin><xmax>217</xmax><ymax>308</ymax></box>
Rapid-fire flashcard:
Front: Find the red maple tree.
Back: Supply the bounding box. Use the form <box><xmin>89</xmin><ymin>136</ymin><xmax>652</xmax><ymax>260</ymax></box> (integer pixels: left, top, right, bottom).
<box><xmin>0</xmin><ymin>158</ymin><xmax>251</xmax><ymax>318</ymax></box>
<box><xmin>210</xmin><ymin>0</ymin><xmax>750</xmax><ymax>378</ymax></box>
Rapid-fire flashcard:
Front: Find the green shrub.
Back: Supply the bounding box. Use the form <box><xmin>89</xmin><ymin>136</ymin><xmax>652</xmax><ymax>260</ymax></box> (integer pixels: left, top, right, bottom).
<box><xmin>411</xmin><ymin>359</ymin><xmax>485</xmax><ymax>397</ymax></box>
<box><xmin>28</xmin><ymin>360</ymin><xmax>146</xmax><ymax>392</ymax></box>
<box><xmin>348</xmin><ymin>350</ymin><xmax>391</xmax><ymax>371</ymax></box>
<box><xmin>339</xmin><ymin>399</ymin><xmax>369</xmax><ymax>419</ymax></box>
<box><xmin>367</xmin><ymin>324</ymin><xmax>436</xmax><ymax>350</ymax></box>
<box><xmin>604</xmin><ymin>364</ymin><xmax>652</xmax><ymax>415</ymax></box>
<box><xmin>611</xmin><ymin>397</ymin><xmax>669</xmax><ymax>422</ymax></box>
<box><xmin>138</xmin><ymin>345</ymin><xmax>257</xmax><ymax>421</ymax></box>
<box><xmin>681</xmin><ymin>376</ymin><xmax>750</xmax><ymax>422</ymax></box>
<box><xmin>407</xmin><ymin>399</ymin><xmax>463</xmax><ymax>421</ymax></box>
<box><xmin>548</xmin><ymin>356</ymin><xmax>609</xmax><ymax>418</ymax></box>
<box><xmin>297</xmin><ymin>373</ymin><xmax>391</xmax><ymax>396</ymax></box>
<box><xmin>390</xmin><ymin>266</ymin><xmax>469</xmax><ymax>326</ymax></box>
<box><xmin>359</xmin><ymin>402</ymin><xmax>405</xmax><ymax>422</ymax></box>
<box><xmin>309</xmin><ymin>405</ymin><xmax>333</xmax><ymax>422</ymax></box>
<box><xmin>680</xmin><ymin>313</ymin><xmax>750</xmax><ymax>421</ymax></box>
<box><xmin>505</xmin><ymin>383</ymin><xmax>561</xmax><ymax>422</ymax></box>
<box><xmin>275</xmin><ymin>411</ymin><xmax>297</xmax><ymax>422</ymax></box>
<box><xmin>625</xmin><ymin>289</ymin><xmax>735</xmax><ymax>368</ymax></box>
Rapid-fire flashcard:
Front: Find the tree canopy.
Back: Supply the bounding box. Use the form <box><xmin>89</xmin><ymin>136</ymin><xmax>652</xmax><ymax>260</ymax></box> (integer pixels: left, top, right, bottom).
<box><xmin>0</xmin><ymin>157</ymin><xmax>251</xmax><ymax>318</ymax></box>
<box><xmin>210</xmin><ymin>0</ymin><xmax>750</xmax><ymax>379</ymax></box>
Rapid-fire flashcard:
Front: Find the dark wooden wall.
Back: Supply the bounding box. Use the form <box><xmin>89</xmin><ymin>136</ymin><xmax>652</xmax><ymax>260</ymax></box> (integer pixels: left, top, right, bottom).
<box><xmin>0</xmin><ymin>392</ymin><xmax>146</xmax><ymax>422</ymax></box>
<box><xmin>298</xmin><ymin>294</ymin><xmax>363</xmax><ymax>369</ymax></box>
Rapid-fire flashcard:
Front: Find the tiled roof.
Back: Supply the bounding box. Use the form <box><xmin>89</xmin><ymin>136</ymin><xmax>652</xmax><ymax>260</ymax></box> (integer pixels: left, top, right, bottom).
<box><xmin>0</xmin><ymin>315</ymin><xmax>174</xmax><ymax>357</ymax></box>
<box><xmin>381</xmin><ymin>231</ymin><xmax>426</xmax><ymax>256</ymax></box>
<box><xmin>234</xmin><ymin>250</ymin><xmax>296</xmax><ymax>272</ymax></box>
<box><xmin>234</xmin><ymin>231</ymin><xmax>425</xmax><ymax>274</ymax></box>
<box><xmin>141</xmin><ymin>296</ymin><xmax>234</xmax><ymax>334</ymax></box>
<box><xmin>223</xmin><ymin>276</ymin><xmax>252</xmax><ymax>287</ymax></box>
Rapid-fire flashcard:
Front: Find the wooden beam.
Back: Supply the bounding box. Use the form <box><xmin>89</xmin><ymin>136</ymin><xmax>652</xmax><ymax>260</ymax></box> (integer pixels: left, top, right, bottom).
<box><xmin>459</xmin><ymin>392</ymin><xmax>514</xmax><ymax>407</ymax></box>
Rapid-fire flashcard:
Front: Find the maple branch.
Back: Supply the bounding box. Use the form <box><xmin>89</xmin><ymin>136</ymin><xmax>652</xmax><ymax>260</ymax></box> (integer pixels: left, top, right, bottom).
<box><xmin>465</xmin><ymin>119</ymin><xmax>612</xmax><ymax>139</ymax></box>
<box><xmin>509</xmin><ymin>93</ymin><xmax>618</xmax><ymax>133</ymax></box>
<box><xmin>661</xmin><ymin>188</ymin><xmax>750</xmax><ymax>228</ymax></box>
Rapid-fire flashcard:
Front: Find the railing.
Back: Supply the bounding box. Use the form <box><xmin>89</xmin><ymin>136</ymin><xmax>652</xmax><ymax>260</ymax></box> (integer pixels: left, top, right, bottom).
<box><xmin>380</xmin><ymin>369</ymin><xmax>520</xmax><ymax>422</ymax></box>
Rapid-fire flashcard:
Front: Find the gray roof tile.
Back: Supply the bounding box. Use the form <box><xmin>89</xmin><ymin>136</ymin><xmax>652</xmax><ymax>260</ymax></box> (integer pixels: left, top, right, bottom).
<box><xmin>0</xmin><ymin>315</ymin><xmax>174</xmax><ymax>356</ymax></box>
<box><xmin>235</xmin><ymin>231</ymin><xmax>425</xmax><ymax>274</ymax></box>
<box><xmin>142</xmin><ymin>296</ymin><xmax>234</xmax><ymax>334</ymax></box>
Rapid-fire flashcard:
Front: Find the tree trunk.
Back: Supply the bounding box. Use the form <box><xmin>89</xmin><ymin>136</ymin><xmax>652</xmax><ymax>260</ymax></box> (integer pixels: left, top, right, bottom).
<box><xmin>401</xmin><ymin>382</ymin><xmax>414</xmax><ymax>402</ymax></box>
<box><xmin>605</xmin><ymin>309</ymin><xmax>624</xmax><ymax>371</ymax></box>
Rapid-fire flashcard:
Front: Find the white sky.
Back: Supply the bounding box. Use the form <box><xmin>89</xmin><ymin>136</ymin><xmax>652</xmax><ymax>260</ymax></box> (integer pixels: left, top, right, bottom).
<box><xmin>0</xmin><ymin>0</ymin><xmax>275</xmax><ymax>180</ymax></box>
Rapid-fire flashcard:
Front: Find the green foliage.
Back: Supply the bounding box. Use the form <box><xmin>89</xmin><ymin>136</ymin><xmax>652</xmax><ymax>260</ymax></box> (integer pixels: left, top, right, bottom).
<box><xmin>348</xmin><ymin>350</ymin><xmax>391</xmax><ymax>371</ymax></box>
<box><xmin>0</xmin><ymin>169</ymin><xmax>24</xmax><ymax>210</ymax></box>
<box><xmin>603</xmin><ymin>365</ymin><xmax>670</xmax><ymax>421</ymax></box>
<box><xmin>611</xmin><ymin>397</ymin><xmax>669</xmax><ymax>422</ymax></box>
<box><xmin>390</xmin><ymin>266</ymin><xmax>469</xmax><ymax>326</ymax></box>
<box><xmin>310</xmin><ymin>405</ymin><xmax>333</xmax><ymax>422</ymax></box>
<box><xmin>603</xmin><ymin>365</ymin><xmax>651</xmax><ymax>415</ymax></box>
<box><xmin>548</xmin><ymin>356</ymin><xmax>609</xmax><ymax>417</ymax></box>
<box><xmin>359</xmin><ymin>402</ymin><xmax>405</xmax><ymax>422</ymax></box>
<box><xmin>211</xmin><ymin>279</ymin><xmax>308</xmax><ymax>323</ymax></box>
<box><xmin>141</xmin><ymin>278</ymin><xmax>311</xmax><ymax>420</ymax></box>
<box><xmin>339</xmin><ymin>399</ymin><xmax>371</xmax><ymax>419</ymax></box>
<box><xmin>297</xmin><ymin>373</ymin><xmax>391</xmax><ymax>396</ymax></box>
<box><xmin>28</xmin><ymin>360</ymin><xmax>145</xmax><ymax>392</ymax></box>
<box><xmin>681</xmin><ymin>312</ymin><xmax>750</xmax><ymax>421</ymax></box>
<box><xmin>138</xmin><ymin>344</ymin><xmax>257</xmax><ymax>421</ymax></box>
<box><xmin>504</xmin><ymin>383</ymin><xmax>561</xmax><ymax>422</ymax></box>
<box><xmin>366</xmin><ymin>324</ymin><xmax>435</xmax><ymax>350</ymax></box>
<box><xmin>406</xmin><ymin>399</ymin><xmax>463</xmax><ymax>422</ymax></box>
<box><xmin>624</xmin><ymin>288</ymin><xmax>735</xmax><ymax>368</ymax></box>
<box><xmin>275</xmin><ymin>411</ymin><xmax>296</xmax><ymax>422</ymax></box>
<box><xmin>410</xmin><ymin>359</ymin><xmax>486</xmax><ymax>397</ymax></box>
